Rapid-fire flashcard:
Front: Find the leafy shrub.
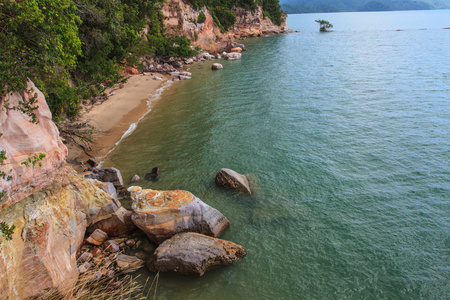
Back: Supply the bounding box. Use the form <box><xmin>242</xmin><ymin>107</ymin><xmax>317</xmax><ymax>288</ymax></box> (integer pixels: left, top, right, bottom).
<box><xmin>197</xmin><ymin>12</ymin><xmax>206</xmax><ymax>23</ymax></box>
<box><xmin>212</xmin><ymin>7</ymin><xmax>237</xmax><ymax>32</ymax></box>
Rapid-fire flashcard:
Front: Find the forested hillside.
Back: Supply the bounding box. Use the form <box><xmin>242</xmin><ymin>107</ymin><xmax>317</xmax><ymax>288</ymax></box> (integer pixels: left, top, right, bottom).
<box><xmin>0</xmin><ymin>0</ymin><xmax>282</xmax><ymax>121</ymax></box>
<box><xmin>280</xmin><ymin>0</ymin><xmax>450</xmax><ymax>13</ymax></box>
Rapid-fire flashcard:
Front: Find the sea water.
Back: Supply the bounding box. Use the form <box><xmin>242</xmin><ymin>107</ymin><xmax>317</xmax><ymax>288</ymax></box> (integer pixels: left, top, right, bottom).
<box><xmin>102</xmin><ymin>10</ymin><xmax>450</xmax><ymax>299</ymax></box>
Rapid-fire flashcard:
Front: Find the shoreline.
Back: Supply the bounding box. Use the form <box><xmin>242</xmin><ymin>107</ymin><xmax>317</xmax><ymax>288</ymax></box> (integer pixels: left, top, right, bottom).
<box><xmin>66</xmin><ymin>73</ymin><xmax>173</xmax><ymax>171</ymax></box>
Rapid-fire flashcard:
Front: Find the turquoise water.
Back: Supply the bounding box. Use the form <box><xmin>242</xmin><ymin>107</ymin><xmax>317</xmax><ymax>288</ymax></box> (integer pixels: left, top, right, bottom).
<box><xmin>103</xmin><ymin>10</ymin><xmax>450</xmax><ymax>299</ymax></box>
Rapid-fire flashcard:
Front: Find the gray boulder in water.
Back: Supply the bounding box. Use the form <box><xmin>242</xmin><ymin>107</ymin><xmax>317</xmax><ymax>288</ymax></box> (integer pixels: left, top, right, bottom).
<box><xmin>147</xmin><ymin>232</ymin><xmax>246</xmax><ymax>276</ymax></box>
<box><xmin>215</xmin><ymin>168</ymin><xmax>252</xmax><ymax>194</ymax></box>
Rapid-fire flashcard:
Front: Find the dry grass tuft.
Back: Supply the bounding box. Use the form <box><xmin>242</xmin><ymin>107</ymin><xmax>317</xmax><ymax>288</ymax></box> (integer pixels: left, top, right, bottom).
<box><xmin>32</xmin><ymin>274</ymin><xmax>146</xmax><ymax>300</ymax></box>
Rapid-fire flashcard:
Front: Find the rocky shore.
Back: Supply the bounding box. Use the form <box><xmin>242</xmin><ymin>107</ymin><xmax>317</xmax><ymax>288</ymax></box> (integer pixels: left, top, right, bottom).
<box><xmin>0</xmin><ymin>3</ymin><xmax>287</xmax><ymax>297</ymax></box>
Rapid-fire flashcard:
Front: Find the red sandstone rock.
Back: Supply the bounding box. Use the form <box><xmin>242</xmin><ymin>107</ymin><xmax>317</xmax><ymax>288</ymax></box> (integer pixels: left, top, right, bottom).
<box><xmin>128</xmin><ymin>186</ymin><xmax>230</xmax><ymax>244</ymax></box>
<box><xmin>161</xmin><ymin>0</ymin><xmax>288</xmax><ymax>53</ymax></box>
<box><xmin>0</xmin><ymin>81</ymin><xmax>68</xmax><ymax>208</ymax></box>
<box><xmin>86</xmin><ymin>229</ymin><xmax>108</xmax><ymax>246</ymax></box>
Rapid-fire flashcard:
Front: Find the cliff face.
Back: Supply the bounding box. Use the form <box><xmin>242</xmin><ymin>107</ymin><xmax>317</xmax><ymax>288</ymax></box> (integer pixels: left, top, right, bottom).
<box><xmin>0</xmin><ymin>81</ymin><xmax>68</xmax><ymax>209</ymax></box>
<box><xmin>0</xmin><ymin>166</ymin><xmax>116</xmax><ymax>298</ymax></box>
<box><xmin>0</xmin><ymin>83</ymin><xmax>118</xmax><ymax>298</ymax></box>
<box><xmin>161</xmin><ymin>0</ymin><xmax>288</xmax><ymax>52</ymax></box>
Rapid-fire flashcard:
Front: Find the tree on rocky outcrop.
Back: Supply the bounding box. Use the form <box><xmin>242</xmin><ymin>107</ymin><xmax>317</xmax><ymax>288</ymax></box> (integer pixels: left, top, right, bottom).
<box><xmin>315</xmin><ymin>19</ymin><xmax>333</xmax><ymax>32</ymax></box>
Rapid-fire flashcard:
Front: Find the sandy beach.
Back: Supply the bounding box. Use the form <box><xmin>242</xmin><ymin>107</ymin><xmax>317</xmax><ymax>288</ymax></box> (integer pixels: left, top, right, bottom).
<box><xmin>66</xmin><ymin>73</ymin><xmax>172</xmax><ymax>170</ymax></box>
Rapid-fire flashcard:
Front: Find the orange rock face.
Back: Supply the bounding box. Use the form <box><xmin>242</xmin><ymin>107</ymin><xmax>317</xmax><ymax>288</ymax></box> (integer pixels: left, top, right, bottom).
<box><xmin>0</xmin><ymin>81</ymin><xmax>67</xmax><ymax>208</ymax></box>
<box><xmin>129</xmin><ymin>187</ymin><xmax>230</xmax><ymax>244</ymax></box>
<box><xmin>161</xmin><ymin>0</ymin><xmax>288</xmax><ymax>53</ymax></box>
<box><xmin>0</xmin><ymin>166</ymin><xmax>116</xmax><ymax>299</ymax></box>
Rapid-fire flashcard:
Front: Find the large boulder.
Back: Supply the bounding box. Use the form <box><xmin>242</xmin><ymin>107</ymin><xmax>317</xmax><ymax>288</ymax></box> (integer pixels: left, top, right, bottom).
<box><xmin>128</xmin><ymin>186</ymin><xmax>230</xmax><ymax>244</ymax></box>
<box><xmin>215</xmin><ymin>168</ymin><xmax>252</xmax><ymax>194</ymax></box>
<box><xmin>147</xmin><ymin>232</ymin><xmax>246</xmax><ymax>276</ymax></box>
<box><xmin>0</xmin><ymin>80</ymin><xmax>68</xmax><ymax>208</ymax></box>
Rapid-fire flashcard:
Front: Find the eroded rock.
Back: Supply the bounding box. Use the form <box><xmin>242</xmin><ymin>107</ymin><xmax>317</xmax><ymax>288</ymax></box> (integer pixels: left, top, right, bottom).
<box><xmin>85</xmin><ymin>167</ymin><xmax>123</xmax><ymax>188</ymax></box>
<box><xmin>128</xmin><ymin>186</ymin><xmax>230</xmax><ymax>244</ymax></box>
<box><xmin>86</xmin><ymin>229</ymin><xmax>108</xmax><ymax>246</ymax></box>
<box><xmin>147</xmin><ymin>232</ymin><xmax>246</xmax><ymax>276</ymax></box>
<box><xmin>215</xmin><ymin>168</ymin><xmax>252</xmax><ymax>194</ymax></box>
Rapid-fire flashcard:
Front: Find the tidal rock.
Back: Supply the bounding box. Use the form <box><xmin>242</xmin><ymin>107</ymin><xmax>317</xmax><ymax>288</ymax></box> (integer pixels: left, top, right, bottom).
<box><xmin>212</xmin><ymin>63</ymin><xmax>223</xmax><ymax>70</ymax></box>
<box><xmin>215</xmin><ymin>168</ymin><xmax>252</xmax><ymax>194</ymax></box>
<box><xmin>128</xmin><ymin>186</ymin><xmax>230</xmax><ymax>244</ymax></box>
<box><xmin>130</xmin><ymin>175</ymin><xmax>140</xmax><ymax>183</ymax></box>
<box><xmin>86</xmin><ymin>229</ymin><xmax>108</xmax><ymax>246</ymax></box>
<box><xmin>178</xmin><ymin>75</ymin><xmax>191</xmax><ymax>80</ymax></box>
<box><xmin>86</xmin><ymin>167</ymin><xmax>124</xmax><ymax>188</ymax></box>
<box><xmin>235</xmin><ymin>43</ymin><xmax>246</xmax><ymax>51</ymax></box>
<box><xmin>115</xmin><ymin>254</ymin><xmax>145</xmax><ymax>274</ymax></box>
<box><xmin>147</xmin><ymin>232</ymin><xmax>246</xmax><ymax>276</ymax></box>
<box><xmin>86</xmin><ymin>158</ymin><xmax>98</xmax><ymax>168</ymax></box>
<box><xmin>185</xmin><ymin>58</ymin><xmax>194</xmax><ymax>64</ymax></box>
<box><xmin>170</xmin><ymin>71</ymin><xmax>192</xmax><ymax>76</ymax></box>
<box><xmin>144</xmin><ymin>167</ymin><xmax>160</xmax><ymax>181</ymax></box>
<box><xmin>230</xmin><ymin>47</ymin><xmax>243</xmax><ymax>53</ymax></box>
<box><xmin>223</xmin><ymin>52</ymin><xmax>242</xmax><ymax>60</ymax></box>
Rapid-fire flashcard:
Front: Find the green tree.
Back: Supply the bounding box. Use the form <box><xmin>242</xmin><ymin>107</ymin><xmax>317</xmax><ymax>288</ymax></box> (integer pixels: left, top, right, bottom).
<box><xmin>315</xmin><ymin>19</ymin><xmax>333</xmax><ymax>32</ymax></box>
<box><xmin>0</xmin><ymin>0</ymin><xmax>82</xmax><ymax>96</ymax></box>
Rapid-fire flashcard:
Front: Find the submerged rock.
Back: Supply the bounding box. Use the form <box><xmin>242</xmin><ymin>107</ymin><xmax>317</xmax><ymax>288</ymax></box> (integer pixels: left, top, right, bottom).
<box><xmin>212</xmin><ymin>63</ymin><xmax>223</xmax><ymax>70</ymax></box>
<box><xmin>128</xmin><ymin>186</ymin><xmax>230</xmax><ymax>244</ymax></box>
<box><xmin>130</xmin><ymin>174</ymin><xmax>140</xmax><ymax>183</ymax></box>
<box><xmin>144</xmin><ymin>167</ymin><xmax>160</xmax><ymax>181</ymax></box>
<box><xmin>223</xmin><ymin>52</ymin><xmax>242</xmax><ymax>60</ymax></box>
<box><xmin>147</xmin><ymin>232</ymin><xmax>246</xmax><ymax>276</ymax></box>
<box><xmin>215</xmin><ymin>168</ymin><xmax>252</xmax><ymax>194</ymax></box>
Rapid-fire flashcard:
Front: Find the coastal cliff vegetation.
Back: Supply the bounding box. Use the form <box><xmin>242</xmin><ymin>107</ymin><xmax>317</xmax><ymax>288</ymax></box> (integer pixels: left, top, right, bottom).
<box><xmin>0</xmin><ymin>0</ymin><xmax>284</xmax><ymax>121</ymax></box>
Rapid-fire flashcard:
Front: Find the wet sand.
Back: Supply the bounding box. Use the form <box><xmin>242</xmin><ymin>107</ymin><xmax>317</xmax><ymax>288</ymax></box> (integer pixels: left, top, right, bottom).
<box><xmin>66</xmin><ymin>73</ymin><xmax>172</xmax><ymax>170</ymax></box>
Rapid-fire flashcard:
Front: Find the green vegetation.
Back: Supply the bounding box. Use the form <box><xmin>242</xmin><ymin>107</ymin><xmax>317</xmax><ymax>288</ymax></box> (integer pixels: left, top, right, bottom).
<box><xmin>186</xmin><ymin>0</ymin><xmax>283</xmax><ymax>30</ymax></box>
<box><xmin>0</xmin><ymin>0</ymin><xmax>198</xmax><ymax>120</ymax></box>
<box><xmin>315</xmin><ymin>19</ymin><xmax>333</xmax><ymax>32</ymax></box>
<box><xmin>197</xmin><ymin>12</ymin><xmax>206</xmax><ymax>23</ymax></box>
<box><xmin>1</xmin><ymin>0</ymin><xmax>284</xmax><ymax>121</ymax></box>
<box><xmin>0</xmin><ymin>221</ymin><xmax>15</xmax><ymax>242</ymax></box>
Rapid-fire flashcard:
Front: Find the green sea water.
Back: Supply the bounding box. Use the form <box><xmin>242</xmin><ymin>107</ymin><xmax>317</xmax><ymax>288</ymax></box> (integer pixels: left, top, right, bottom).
<box><xmin>102</xmin><ymin>10</ymin><xmax>450</xmax><ymax>299</ymax></box>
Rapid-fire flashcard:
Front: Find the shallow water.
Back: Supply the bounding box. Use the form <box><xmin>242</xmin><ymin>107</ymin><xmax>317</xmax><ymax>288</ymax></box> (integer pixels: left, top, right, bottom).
<box><xmin>103</xmin><ymin>10</ymin><xmax>450</xmax><ymax>299</ymax></box>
